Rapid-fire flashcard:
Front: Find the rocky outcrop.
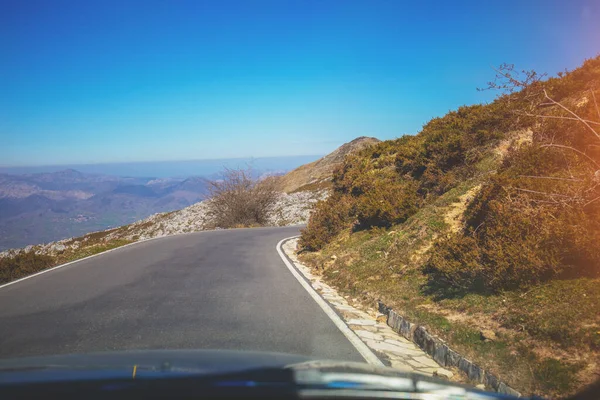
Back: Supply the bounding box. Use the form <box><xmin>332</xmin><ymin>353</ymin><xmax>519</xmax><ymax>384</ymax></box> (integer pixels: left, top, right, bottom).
<box><xmin>101</xmin><ymin>190</ymin><xmax>327</xmax><ymax>241</ymax></box>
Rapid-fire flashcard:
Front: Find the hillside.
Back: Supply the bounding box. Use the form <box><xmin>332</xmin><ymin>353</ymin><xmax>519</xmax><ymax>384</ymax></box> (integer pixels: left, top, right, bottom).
<box><xmin>0</xmin><ymin>138</ymin><xmax>377</xmax><ymax>283</ymax></box>
<box><xmin>0</xmin><ymin>189</ymin><xmax>327</xmax><ymax>286</ymax></box>
<box><xmin>298</xmin><ymin>57</ymin><xmax>600</xmax><ymax>398</ymax></box>
<box><xmin>277</xmin><ymin>136</ymin><xmax>380</xmax><ymax>193</ymax></box>
<box><xmin>0</xmin><ymin>137</ymin><xmax>376</xmax><ymax>269</ymax></box>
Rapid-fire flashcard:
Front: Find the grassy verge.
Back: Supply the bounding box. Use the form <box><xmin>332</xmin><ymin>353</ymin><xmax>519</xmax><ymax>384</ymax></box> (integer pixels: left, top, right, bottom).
<box><xmin>0</xmin><ymin>231</ymin><xmax>133</xmax><ymax>285</ymax></box>
<box><xmin>54</xmin><ymin>239</ymin><xmax>134</xmax><ymax>265</ymax></box>
<box><xmin>299</xmin><ymin>183</ymin><xmax>599</xmax><ymax>398</ymax></box>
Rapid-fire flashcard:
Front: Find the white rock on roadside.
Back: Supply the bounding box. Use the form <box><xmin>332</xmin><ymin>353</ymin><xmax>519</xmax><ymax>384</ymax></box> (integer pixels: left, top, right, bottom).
<box><xmin>434</xmin><ymin>368</ymin><xmax>454</xmax><ymax>379</ymax></box>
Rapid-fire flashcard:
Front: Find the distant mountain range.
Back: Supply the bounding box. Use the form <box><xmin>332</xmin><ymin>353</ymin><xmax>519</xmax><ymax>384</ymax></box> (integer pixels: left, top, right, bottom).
<box><xmin>0</xmin><ymin>169</ymin><xmax>209</xmax><ymax>250</ymax></box>
<box><xmin>0</xmin><ymin>155</ymin><xmax>322</xmax><ymax>178</ymax></box>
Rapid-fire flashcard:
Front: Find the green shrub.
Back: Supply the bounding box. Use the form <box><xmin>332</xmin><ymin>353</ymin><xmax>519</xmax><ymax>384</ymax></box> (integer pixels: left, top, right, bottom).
<box><xmin>425</xmin><ymin>72</ymin><xmax>600</xmax><ymax>294</ymax></box>
<box><xmin>299</xmin><ymin>194</ymin><xmax>353</xmax><ymax>251</ymax></box>
<box><xmin>533</xmin><ymin>358</ymin><xmax>584</xmax><ymax>393</ymax></box>
<box><xmin>301</xmin><ymin>55</ymin><xmax>600</xmax><ymax>281</ymax></box>
<box><xmin>355</xmin><ymin>180</ymin><xmax>421</xmax><ymax>228</ymax></box>
<box><xmin>301</xmin><ymin>101</ymin><xmax>513</xmax><ymax>248</ymax></box>
<box><xmin>425</xmin><ymin>208</ymin><xmax>562</xmax><ymax>293</ymax></box>
<box><xmin>426</xmin><ymin>185</ymin><xmax>600</xmax><ymax>293</ymax></box>
<box><xmin>426</xmin><ymin>146</ymin><xmax>600</xmax><ymax>293</ymax></box>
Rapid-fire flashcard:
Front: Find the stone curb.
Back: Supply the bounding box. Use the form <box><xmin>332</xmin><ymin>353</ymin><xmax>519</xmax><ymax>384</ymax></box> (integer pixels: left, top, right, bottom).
<box><xmin>282</xmin><ymin>239</ymin><xmax>453</xmax><ymax>378</ymax></box>
<box><xmin>378</xmin><ymin>301</ymin><xmax>522</xmax><ymax>397</ymax></box>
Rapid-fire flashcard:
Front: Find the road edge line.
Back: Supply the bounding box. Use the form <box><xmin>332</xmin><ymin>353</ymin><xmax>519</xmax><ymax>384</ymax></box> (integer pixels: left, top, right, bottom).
<box><xmin>0</xmin><ymin>235</ymin><xmax>169</xmax><ymax>290</ymax></box>
<box><xmin>276</xmin><ymin>236</ymin><xmax>384</xmax><ymax>367</ymax></box>
<box><xmin>0</xmin><ymin>226</ymin><xmax>303</xmax><ymax>291</ymax></box>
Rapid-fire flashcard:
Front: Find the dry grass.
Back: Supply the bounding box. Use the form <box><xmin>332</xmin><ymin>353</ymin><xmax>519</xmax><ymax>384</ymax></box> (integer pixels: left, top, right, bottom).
<box><xmin>54</xmin><ymin>239</ymin><xmax>133</xmax><ymax>265</ymax></box>
<box><xmin>0</xmin><ymin>237</ymin><xmax>133</xmax><ymax>285</ymax></box>
<box><xmin>443</xmin><ymin>184</ymin><xmax>481</xmax><ymax>234</ymax></box>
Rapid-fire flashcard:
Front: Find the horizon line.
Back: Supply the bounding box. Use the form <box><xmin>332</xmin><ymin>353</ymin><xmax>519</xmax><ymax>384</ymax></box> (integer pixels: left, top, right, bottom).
<box><xmin>0</xmin><ymin>154</ymin><xmax>325</xmax><ymax>169</ymax></box>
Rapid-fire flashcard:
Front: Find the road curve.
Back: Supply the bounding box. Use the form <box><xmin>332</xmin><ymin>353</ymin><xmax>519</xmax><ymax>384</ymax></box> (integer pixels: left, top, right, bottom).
<box><xmin>0</xmin><ymin>227</ymin><xmax>364</xmax><ymax>362</ymax></box>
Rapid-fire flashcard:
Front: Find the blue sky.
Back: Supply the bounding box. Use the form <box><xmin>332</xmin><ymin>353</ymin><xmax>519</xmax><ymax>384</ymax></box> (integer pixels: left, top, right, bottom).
<box><xmin>1</xmin><ymin>0</ymin><xmax>599</xmax><ymax>166</ymax></box>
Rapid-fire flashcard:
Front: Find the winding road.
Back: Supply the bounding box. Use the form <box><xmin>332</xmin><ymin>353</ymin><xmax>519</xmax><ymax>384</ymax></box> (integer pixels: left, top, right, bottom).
<box><xmin>0</xmin><ymin>227</ymin><xmax>364</xmax><ymax>362</ymax></box>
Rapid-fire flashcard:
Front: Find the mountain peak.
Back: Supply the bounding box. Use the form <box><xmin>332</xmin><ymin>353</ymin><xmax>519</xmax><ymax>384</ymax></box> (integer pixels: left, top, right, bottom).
<box><xmin>278</xmin><ymin>136</ymin><xmax>380</xmax><ymax>193</ymax></box>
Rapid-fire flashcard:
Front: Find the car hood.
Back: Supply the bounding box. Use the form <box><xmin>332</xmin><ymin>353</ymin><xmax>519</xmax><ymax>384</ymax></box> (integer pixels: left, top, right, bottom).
<box><xmin>0</xmin><ymin>349</ymin><xmax>518</xmax><ymax>399</ymax></box>
<box><xmin>0</xmin><ymin>349</ymin><xmax>311</xmax><ymax>383</ymax></box>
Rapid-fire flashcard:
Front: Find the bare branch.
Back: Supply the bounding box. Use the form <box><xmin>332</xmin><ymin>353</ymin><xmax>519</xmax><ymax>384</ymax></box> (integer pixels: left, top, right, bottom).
<box><xmin>205</xmin><ymin>167</ymin><xmax>280</xmax><ymax>228</ymax></box>
<box><xmin>529</xmin><ymin>199</ymin><xmax>563</xmax><ymax>205</ymax></box>
<box><xmin>543</xmin><ymin>89</ymin><xmax>600</xmax><ymax>142</ymax></box>
<box><xmin>491</xmin><ymin>64</ymin><xmax>526</xmax><ymax>88</ymax></box>
<box><xmin>540</xmin><ymin>143</ymin><xmax>600</xmax><ymax>169</ymax></box>
<box><xmin>592</xmin><ymin>88</ymin><xmax>600</xmax><ymax>120</ymax></box>
<box><xmin>478</xmin><ymin>63</ymin><xmax>546</xmax><ymax>97</ymax></box>
<box><xmin>510</xmin><ymin>187</ymin><xmax>578</xmax><ymax>199</ymax></box>
<box><xmin>514</xmin><ymin>111</ymin><xmax>600</xmax><ymax>126</ymax></box>
<box><xmin>584</xmin><ymin>195</ymin><xmax>600</xmax><ymax>208</ymax></box>
<box><xmin>560</xmin><ymin>151</ymin><xmax>576</xmax><ymax>179</ymax></box>
<box><xmin>518</xmin><ymin>175</ymin><xmax>583</xmax><ymax>182</ymax></box>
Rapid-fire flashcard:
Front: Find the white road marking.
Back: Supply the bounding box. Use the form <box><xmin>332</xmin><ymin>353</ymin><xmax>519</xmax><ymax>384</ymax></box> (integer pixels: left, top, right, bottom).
<box><xmin>0</xmin><ymin>226</ymin><xmax>301</xmax><ymax>291</ymax></box>
<box><xmin>0</xmin><ymin>235</ymin><xmax>171</xmax><ymax>290</ymax></box>
<box><xmin>276</xmin><ymin>236</ymin><xmax>384</xmax><ymax>367</ymax></box>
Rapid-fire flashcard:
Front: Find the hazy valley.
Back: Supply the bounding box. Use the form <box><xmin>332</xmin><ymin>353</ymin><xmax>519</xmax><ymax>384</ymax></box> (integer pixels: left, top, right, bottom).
<box><xmin>0</xmin><ymin>169</ymin><xmax>214</xmax><ymax>250</ymax></box>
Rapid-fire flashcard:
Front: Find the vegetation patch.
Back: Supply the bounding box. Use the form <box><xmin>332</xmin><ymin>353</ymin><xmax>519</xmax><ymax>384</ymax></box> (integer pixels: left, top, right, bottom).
<box><xmin>0</xmin><ymin>236</ymin><xmax>133</xmax><ymax>285</ymax></box>
<box><xmin>55</xmin><ymin>239</ymin><xmax>133</xmax><ymax>265</ymax></box>
<box><xmin>0</xmin><ymin>252</ymin><xmax>56</xmax><ymax>284</ymax></box>
<box><xmin>205</xmin><ymin>167</ymin><xmax>279</xmax><ymax>228</ymax></box>
<box><xmin>299</xmin><ymin>56</ymin><xmax>600</xmax><ymax>398</ymax></box>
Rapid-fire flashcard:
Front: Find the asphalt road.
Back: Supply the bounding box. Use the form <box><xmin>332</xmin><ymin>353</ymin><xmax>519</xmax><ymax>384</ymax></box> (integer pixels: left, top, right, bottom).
<box><xmin>0</xmin><ymin>227</ymin><xmax>365</xmax><ymax>362</ymax></box>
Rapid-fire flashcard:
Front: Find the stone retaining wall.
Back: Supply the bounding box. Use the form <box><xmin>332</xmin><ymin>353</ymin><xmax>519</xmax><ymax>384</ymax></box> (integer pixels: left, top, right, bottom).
<box><xmin>378</xmin><ymin>301</ymin><xmax>522</xmax><ymax>397</ymax></box>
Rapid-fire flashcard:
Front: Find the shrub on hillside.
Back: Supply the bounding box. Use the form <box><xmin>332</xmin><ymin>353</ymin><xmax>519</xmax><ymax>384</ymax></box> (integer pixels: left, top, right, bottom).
<box><xmin>299</xmin><ymin>194</ymin><xmax>353</xmax><ymax>251</ymax></box>
<box><xmin>425</xmin><ymin>135</ymin><xmax>600</xmax><ymax>293</ymax></box>
<box><xmin>205</xmin><ymin>167</ymin><xmax>279</xmax><ymax>228</ymax></box>
<box><xmin>332</xmin><ymin>152</ymin><xmax>383</xmax><ymax>196</ymax></box>
<box><xmin>300</xmin><ymin>55</ymin><xmax>600</xmax><ymax>258</ymax></box>
<box><xmin>299</xmin><ymin>102</ymin><xmax>513</xmax><ymax>249</ymax></box>
<box><xmin>424</xmin><ymin>68</ymin><xmax>600</xmax><ymax>293</ymax></box>
<box><xmin>0</xmin><ymin>252</ymin><xmax>55</xmax><ymax>284</ymax></box>
<box><xmin>355</xmin><ymin>180</ymin><xmax>421</xmax><ymax>228</ymax></box>
<box><xmin>425</xmin><ymin>192</ymin><xmax>600</xmax><ymax>293</ymax></box>
<box><xmin>396</xmin><ymin>103</ymin><xmax>511</xmax><ymax>197</ymax></box>
<box><xmin>425</xmin><ymin>200</ymin><xmax>562</xmax><ymax>293</ymax></box>
<box><xmin>542</xmin><ymin>56</ymin><xmax>600</xmax><ymax>101</ymax></box>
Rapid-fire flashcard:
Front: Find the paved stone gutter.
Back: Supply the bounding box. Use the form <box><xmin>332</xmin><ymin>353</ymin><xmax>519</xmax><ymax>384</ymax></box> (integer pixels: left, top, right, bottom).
<box><xmin>283</xmin><ymin>239</ymin><xmax>454</xmax><ymax>378</ymax></box>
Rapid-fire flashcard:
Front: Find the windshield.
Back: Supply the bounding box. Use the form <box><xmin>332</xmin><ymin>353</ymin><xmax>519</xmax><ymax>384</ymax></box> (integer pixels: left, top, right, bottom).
<box><xmin>1</xmin><ymin>1</ymin><xmax>599</xmax><ymax>399</ymax></box>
